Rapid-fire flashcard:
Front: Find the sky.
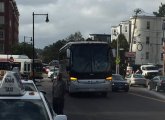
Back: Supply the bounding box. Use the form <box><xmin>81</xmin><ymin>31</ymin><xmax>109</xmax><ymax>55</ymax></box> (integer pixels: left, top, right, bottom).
<box><xmin>16</xmin><ymin>0</ymin><xmax>164</xmax><ymax>49</ymax></box>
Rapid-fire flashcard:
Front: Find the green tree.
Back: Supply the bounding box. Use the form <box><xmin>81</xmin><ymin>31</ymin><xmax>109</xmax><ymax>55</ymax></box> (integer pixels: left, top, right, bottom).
<box><xmin>41</xmin><ymin>31</ymin><xmax>85</xmax><ymax>63</ymax></box>
<box><xmin>42</xmin><ymin>40</ymin><xmax>66</xmax><ymax>63</ymax></box>
<box><xmin>153</xmin><ymin>3</ymin><xmax>165</xmax><ymax>17</ymax></box>
<box><xmin>11</xmin><ymin>42</ymin><xmax>35</xmax><ymax>59</ymax></box>
<box><xmin>66</xmin><ymin>31</ymin><xmax>85</xmax><ymax>42</ymax></box>
<box><xmin>111</xmin><ymin>34</ymin><xmax>129</xmax><ymax>76</ymax></box>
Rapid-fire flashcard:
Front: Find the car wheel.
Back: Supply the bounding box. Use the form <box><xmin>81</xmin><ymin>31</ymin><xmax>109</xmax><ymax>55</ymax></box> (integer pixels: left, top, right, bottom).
<box><xmin>125</xmin><ymin>88</ymin><xmax>129</xmax><ymax>92</ymax></box>
<box><xmin>155</xmin><ymin>85</ymin><xmax>159</xmax><ymax>92</ymax></box>
<box><xmin>147</xmin><ymin>84</ymin><xmax>152</xmax><ymax>90</ymax></box>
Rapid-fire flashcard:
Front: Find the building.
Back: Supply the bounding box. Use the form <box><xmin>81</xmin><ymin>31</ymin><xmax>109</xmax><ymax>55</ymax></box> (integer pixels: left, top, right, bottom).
<box><xmin>111</xmin><ymin>16</ymin><xmax>165</xmax><ymax>67</ymax></box>
<box><xmin>89</xmin><ymin>34</ymin><xmax>111</xmax><ymax>43</ymax></box>
<box><xmin>0</xmin><ymin>0</ymin><xmax>19</xmax><ymax>54</ymax></box>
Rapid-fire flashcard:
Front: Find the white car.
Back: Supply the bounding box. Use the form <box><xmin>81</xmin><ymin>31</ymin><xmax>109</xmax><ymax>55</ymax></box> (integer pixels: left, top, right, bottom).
<box><xmin>21</xmin><ymin>79</ymin><xmax>38</xmax><ymax>92</ymax></box>
<box><xmin>0</xmin><ymin>71</ymin><xmax>67</xmax><ymax>120</ymax></box>
<box><xmin>48</xmin><ymin>67</ymin><xmax>59</xmax><ymax>78</ymax></box>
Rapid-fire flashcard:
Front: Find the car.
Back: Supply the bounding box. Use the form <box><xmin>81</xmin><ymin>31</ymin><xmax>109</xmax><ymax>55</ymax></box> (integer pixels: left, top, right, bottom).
<box><xmin>147</xmin><ymin>76</ymin><xmax>165</xmax><ymax>92</ymax></box>
<box><xmin>112</xmin><ymin>74</ymin><xmax>129</xmax><ymax>92</ymax></box>
<box><xmin>48</xmin><ymin>67</ymin><xmax>59</xmax><ymax>78</ymax></box>
<box><xmin>21</xmin><ymin>79</ymin><xmax>39</xmax><ymax>92</ymax></box>
<box><xmin>125</xmin><ymin>74</ymin><xmax>147</xmax><ymax>87</ymax></box>
<box><xmin>0</xmin><ymin>71</ymin><xmax>67</xmax><ymax>120</ymax></box>
<box><xmin>50</xmin><ymin>69</ymin><xmax>59</xmax><ymax>82</ymax></box>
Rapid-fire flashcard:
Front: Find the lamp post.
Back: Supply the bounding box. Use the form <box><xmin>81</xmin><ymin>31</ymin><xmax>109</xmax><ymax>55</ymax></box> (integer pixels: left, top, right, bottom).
<box><xmin>113</xmin><ymin>31</ymin><xmax>119</xmax><ymax>74</ymax></box>
<box><xmin>32</xmin><ymin>12</ymin><xmax>49</xmax><ymax>81</ymax></box>
<box><xmin>163</xmin><ymin>20</ymin><xmax>165</xmax><ymax>75</ymax></box>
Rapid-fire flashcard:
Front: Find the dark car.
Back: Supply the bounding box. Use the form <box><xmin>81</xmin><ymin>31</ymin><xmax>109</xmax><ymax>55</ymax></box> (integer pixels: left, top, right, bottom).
<box><xmin>112</xmin><ymin>74</ymin><xmax>129</xmax><ymax>92</ymax></box>
<box><xmin>147</xmin><ymin>76</ymin><xmax>165</xmax><ymax>92</ymax></box>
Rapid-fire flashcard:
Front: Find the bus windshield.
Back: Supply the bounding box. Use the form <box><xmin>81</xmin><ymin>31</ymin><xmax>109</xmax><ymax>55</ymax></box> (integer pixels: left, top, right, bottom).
<box><xmin>71</xmin><ymin>44</ymin><xmax>111</xmax><ymax>73</ymax></box>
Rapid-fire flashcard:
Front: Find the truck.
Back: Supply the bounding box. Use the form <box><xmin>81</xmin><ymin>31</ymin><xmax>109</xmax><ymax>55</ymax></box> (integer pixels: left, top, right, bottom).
<box><xmin>140</xmin><ymin>64</ymin><xmax>159</xmax><ymax>79</ymax></box>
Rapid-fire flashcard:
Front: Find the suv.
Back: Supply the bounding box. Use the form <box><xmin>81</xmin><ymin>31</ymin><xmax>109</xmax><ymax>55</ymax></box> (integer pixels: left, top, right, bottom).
<box><xmin>0</xmin><ymin>71</ymin><xmax>67</xmax><ymax>120</ymax></box>
<box><xmin>140</xmin><ymin>65</ymin><xmax>159</xmax><ymax>79</ymax></box>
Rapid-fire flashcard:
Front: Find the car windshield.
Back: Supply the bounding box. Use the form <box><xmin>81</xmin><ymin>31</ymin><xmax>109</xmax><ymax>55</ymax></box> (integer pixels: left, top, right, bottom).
<box><xmin>0</xmin><ymin>99</ymin><xmax>49</xmax><ymax>120</ymax></box>
<box><xmin>113</xmin><ymin>75</ymin><xmax>125</xmax><ymax>81</ymax></box>
<box><xmin>145</xmin><ymin>66</ymin><xmax>158</xmax><ymax>70</ymax></box>
<box><xmin>133</xmin><ymin>74</ymin><xmax>144</xmax><ymax>78</ymax></box>
<box><xmin>160</xmin><ymin>76</ymin><xmax>165</xmax><ymax>80</ymax></box>
<box><xmin>71</xmin><ymin>44</ymin><xmax>111</xmax><ymax>73</ymax></box>
<box><xmin>23</xmin><ymin>83</ymin><xmax>37</xmax><ymax>91</ymax></box>
<box><xmin>50</xmin><ymin>68</ymin><xmax>59</xmax><ymax>72</ymax></box>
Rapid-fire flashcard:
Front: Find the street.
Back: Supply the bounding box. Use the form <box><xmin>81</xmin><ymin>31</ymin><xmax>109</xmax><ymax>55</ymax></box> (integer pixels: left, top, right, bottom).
<box><xmin>38</xmin><ymin>78</ymin><xmax>165</xmax><ymax>120</ymax></box>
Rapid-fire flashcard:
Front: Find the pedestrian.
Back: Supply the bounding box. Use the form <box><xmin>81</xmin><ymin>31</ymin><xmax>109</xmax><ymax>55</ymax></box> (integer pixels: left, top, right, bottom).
<box><xmin>52</xmin><ymin>72</ymin><xmax>66</xmax><ymax>115</ymax></box>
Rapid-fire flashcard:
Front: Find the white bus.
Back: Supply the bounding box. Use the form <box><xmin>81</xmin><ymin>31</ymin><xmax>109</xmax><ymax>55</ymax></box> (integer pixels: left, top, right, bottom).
<box><xmin>0</xmin><ymin>54</ymin><xmax>43</xmax><ymax>79</ymax></box>
<box><xmin>59</xmin><ymin>41</ymin><xmax>114</xmax><ymax>96</ymax></box>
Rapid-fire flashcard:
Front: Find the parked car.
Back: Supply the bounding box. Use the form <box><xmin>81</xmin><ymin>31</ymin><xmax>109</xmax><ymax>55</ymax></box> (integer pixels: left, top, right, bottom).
<box><xmin>125</xmin><ymin>74</ymin><xmax>147</xmax><ymax>87</ymax></box>
<box><xmin>147</xmin><ymin>76</ymin><xmax>165</xmax><ymax>92</ymax></box>
<box><xmin>112</xmin><ymin>74</ymin><xmax>129</xmax><ymax>92</ymax></box>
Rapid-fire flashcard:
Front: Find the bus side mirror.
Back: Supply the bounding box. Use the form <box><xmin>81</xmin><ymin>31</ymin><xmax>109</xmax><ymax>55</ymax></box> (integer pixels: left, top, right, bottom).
<box><xmin>67</xmin><ymin>49</ymin><xmax>70</xmax><ymax>58</ymax></box>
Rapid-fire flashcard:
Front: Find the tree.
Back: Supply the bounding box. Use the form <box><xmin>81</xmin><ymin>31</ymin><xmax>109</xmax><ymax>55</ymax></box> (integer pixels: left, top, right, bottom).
<box><xmin>111</xmin><ymin>34</ymin><xmax>129</xmax><ymax>76</ymax></box>
<box><xmin>153</xmin><ymin>3</ymin><xmax>165</xmax><ymax>17</ymax></box>
<box><xmin>65</xmin><ymin>31</ymin><xmax>85</xmax><ymax>42</ymax></box>
<box><xmin>42</xmin><ymin>40</ymin><xmax>66</xmax><ymax>63</ymax></box>
<box><xmin>41</xmin><ymin>31</ymin><xmax>85</xmax><ymax>63</ymax></box>
<box><xmin>11</xmin><ymin>42</ymin><xmax>35</xmax><ymax>59</ymax></box>
<box><xmin>111</xmin><ymin>34</ymin><xmax>129</xmax><ymax>51</ymax></box>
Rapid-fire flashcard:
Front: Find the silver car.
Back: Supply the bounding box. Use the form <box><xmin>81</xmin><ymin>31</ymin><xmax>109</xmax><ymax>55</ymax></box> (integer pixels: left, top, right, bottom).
<box><xmin>125</xmin><ymin>74</ymin><xmax>147</xmax><ymax>87</ymax></box>
<box><xmin>147</xmin><ymin>76</ymin><xmax>165</xmax><ymax>92</ymax></box>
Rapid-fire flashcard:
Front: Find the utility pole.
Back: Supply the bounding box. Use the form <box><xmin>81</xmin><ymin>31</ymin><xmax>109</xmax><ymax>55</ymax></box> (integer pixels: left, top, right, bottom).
<box><xmin>130</xmin><ymin>8</ymin><xmax>143</xmax><ymax>52</ymax></box>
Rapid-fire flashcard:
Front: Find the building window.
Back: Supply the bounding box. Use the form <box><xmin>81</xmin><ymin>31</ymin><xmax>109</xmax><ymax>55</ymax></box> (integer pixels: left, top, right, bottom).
<box><xmin>162</xmin><ymin>21</ymin><xmax>165</xmax><ymax>30</ymax></box>
<box><xmin>0</xmin><ymin>16</ymin><xmax>4</xmax><ymax>24</ymax></box>
<box><xmin>0</xmin><ymin>30</ymin><xmax>4</xmax><ymax>40</ymax></box>
<box><xmin>147</xmin><ymin>21</ymin><xmax>150</xmax><ymax>29</ymax></box>
<box><xmin>0</xmin><ymin>43</ymin><xmax>4</xmax><ymax>52</ymax></box>
<box><xmin>161</xmin><ymin>53</ymin><xmax>163</xmax><ymax>60</ymax></box>
<box><xmin>146</xmin><ymin>52</ymin><xmax>149</xmax><ymax>59</ymax></box>
<box><xmin>125</xmin><ymin>26</ymin><xmax>127</xmax><ymax>32</ymax></box>
<box><xmin>0</xmin><ymin>2</ymin><xmax>4</xmax><ymax>12</ymax></box>
<box><xmin>162</xmin><ymin>38</ymin><xmax>164</xmax><ymax>45</ymax></box>
<box><xmin>146</xmin><ymin>37</ymin><xmax>150</xmax><ymax>44</ymax></box>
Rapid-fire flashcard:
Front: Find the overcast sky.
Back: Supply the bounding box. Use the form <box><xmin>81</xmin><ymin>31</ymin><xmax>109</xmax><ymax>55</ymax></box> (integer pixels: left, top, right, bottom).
<box><xmin>16</xmin><ymin>0</ymin><xmax>164</xmax><ymax>49</ymax></box>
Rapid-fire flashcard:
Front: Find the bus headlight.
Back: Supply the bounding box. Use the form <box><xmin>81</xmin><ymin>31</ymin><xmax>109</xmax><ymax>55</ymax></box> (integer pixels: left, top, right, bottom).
<box><xmin>106</xmin><ymin>76</ymin><xmax>112</xmax><ymax>81</ymax></box>
<box><xmin>70</xmin><ymin>77</ymin><xmax>77</xmax><ymax>81</ymax></box>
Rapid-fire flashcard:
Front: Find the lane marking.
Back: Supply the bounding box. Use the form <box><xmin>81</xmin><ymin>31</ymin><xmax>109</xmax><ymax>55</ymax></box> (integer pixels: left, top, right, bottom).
<box><xmin>129</xmin><ymin>92</ymin><xmax>165</xmax><ymax>103</ymax></box>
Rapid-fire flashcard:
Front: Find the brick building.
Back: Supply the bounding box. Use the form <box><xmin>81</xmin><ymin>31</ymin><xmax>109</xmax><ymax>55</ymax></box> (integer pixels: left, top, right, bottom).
<box><xmin>0</xmin><ymin>0</ymin><xmax>19</xmax><ymax>54</ymax></box>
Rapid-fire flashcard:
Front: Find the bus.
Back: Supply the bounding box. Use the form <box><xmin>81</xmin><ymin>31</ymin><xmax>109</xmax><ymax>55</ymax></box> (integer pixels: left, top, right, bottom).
<box><xmin>0</xmin><ymin>54</ymin><xmax>43</xmax><ymax>79</ymax></box>
<box><xmin>59</xmin><ymin>41</ymin><xmax>114</xmax><ymax>96</ymax></box>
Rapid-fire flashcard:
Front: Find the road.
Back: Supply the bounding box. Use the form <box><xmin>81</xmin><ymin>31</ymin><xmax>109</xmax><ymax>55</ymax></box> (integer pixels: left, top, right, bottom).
<box><xmin>37</xmin><ymin>78</ymin><xmax>165</xmax><ymax>120</ymax></box>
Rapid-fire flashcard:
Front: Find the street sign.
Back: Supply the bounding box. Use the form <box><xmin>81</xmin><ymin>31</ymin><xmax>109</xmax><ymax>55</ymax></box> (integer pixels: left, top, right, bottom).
<box><xmin>125</xmin><ymin>52</ymin><xmax>136</xmax><ymax>58</ymax></box>
<box><xmin>9</xmin><ymin>57</ymin><xmax>14</xmax><ymax>63</ymax></box>
<box><xmin>115</xmin><ymin>57</ymin><xmax>120</xmax><ymax>64</ymax></box>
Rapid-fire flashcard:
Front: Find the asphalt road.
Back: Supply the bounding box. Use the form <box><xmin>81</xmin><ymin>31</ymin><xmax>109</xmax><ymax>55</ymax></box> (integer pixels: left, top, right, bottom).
<box><xmin>37</xmin><ymin>77</ymin><xmax>165</xmax><ymax>120</ymax></box>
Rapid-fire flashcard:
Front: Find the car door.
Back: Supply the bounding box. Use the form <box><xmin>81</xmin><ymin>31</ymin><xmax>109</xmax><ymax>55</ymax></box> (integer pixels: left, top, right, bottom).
<box><xmin>152</xmin><ymin>77</ymin><xmax>159</xmax><ymax>89</ymax></box>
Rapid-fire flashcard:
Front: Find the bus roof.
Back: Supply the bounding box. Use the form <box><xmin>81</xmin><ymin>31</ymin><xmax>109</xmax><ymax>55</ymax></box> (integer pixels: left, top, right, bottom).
<box><xmin>0</xmin><ymin>54</ymin><xmax>29</xmax><ymax>59</ymax></box>
<box><xmin>60</xmin><ymin>41</ymin><xmax>109</xmax><ymax>51</ymax></box>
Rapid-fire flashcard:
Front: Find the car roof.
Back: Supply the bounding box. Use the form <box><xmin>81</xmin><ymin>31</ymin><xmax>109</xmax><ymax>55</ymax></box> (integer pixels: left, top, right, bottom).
<box><xmin>0</xmin><ymin>91</ymin><xmax>41</xmax><ymax>99</ymax></box>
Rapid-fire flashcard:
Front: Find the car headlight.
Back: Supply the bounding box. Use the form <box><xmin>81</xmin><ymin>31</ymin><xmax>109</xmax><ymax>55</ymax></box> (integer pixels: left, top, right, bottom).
<box><xmin>125</xmin><ymin>83</ymin><xmax>128</xmax><ymax>86</ymax></box>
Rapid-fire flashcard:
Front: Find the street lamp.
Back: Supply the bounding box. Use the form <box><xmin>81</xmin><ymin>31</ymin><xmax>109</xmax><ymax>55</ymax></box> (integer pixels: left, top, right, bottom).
<box><xmin>113</xmin><ymin>31</ymin><xmax>119</xmax><ymax>74</ymax></box>
<box><xmin>163</xmin><ymin>20</ymin><xmax>165</xmax><ymax>75</ymax></box>
<box><xmin>32</xmin><ymin>12</ymin><xmax>49</xmax><ymax>81</ymax></box>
